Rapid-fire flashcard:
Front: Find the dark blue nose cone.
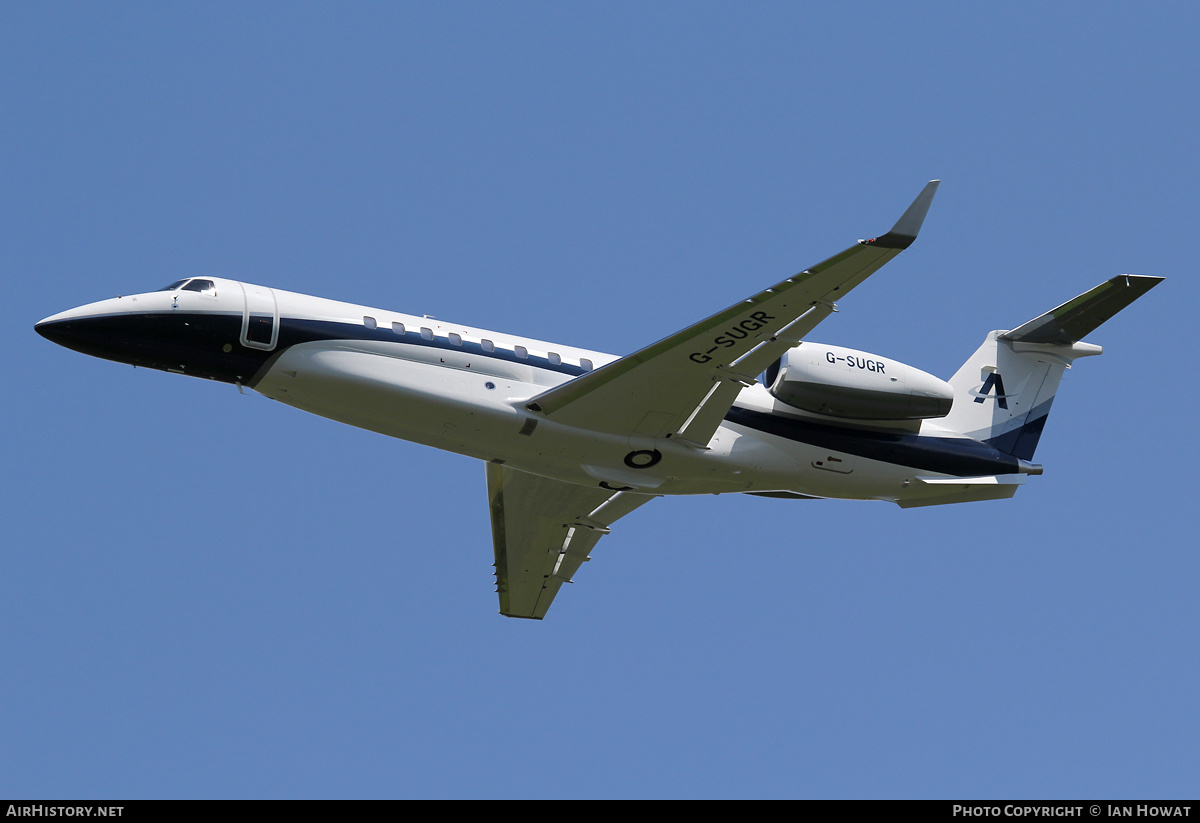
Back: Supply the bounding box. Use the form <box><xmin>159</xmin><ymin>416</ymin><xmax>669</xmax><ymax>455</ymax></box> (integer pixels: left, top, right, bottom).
<box><xmin>36</xmin><ymin>307</ymin><xmax>273</xmax><ymax>386</ymax></box>
<box><xmin>35</xmin><ymin>316</ymin><xmax>100</xmax><ymax>355</ymax></box>
<box><xmin>36</xmin><ymin>309</ymin><xmax>162</xmax><ymax>365</ymax></box>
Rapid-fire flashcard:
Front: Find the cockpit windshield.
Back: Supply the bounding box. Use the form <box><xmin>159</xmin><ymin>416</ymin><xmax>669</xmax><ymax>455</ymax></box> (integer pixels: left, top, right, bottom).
<box><xmin>155</xmin><ymin>278</ymin><xmax>217</xmax><ymax>296</ymax></box>
<box><xmin>181</xmin><ymin>279</ymin><xmax>217</xmax><ymax>296</ymax></box>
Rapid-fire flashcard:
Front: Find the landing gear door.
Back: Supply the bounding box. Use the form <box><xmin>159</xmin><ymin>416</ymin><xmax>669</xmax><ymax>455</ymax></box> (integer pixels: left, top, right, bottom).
<box><xmin>239</xmin><ymin>282</ymin><xmax>279</xmax><ymax>351</ymax></box>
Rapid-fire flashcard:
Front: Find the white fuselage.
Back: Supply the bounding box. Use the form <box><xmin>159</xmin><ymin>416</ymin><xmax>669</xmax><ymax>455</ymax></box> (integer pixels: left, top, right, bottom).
<box><xmin>35</xmin><ymin>276</ymin><xmax>1028</xmax><ymax>507</ymax></box>
<box><xmin>232</xmin><ymin>284</ymin><xmax>923</xmax><ymax>501</ymax></box>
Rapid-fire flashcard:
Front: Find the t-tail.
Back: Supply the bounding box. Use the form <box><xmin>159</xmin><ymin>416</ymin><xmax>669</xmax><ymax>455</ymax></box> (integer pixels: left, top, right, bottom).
<box><xmin>938</xmin><ymin>275</ymin><xmax>1163</xmax><ymax>459</ymax></box>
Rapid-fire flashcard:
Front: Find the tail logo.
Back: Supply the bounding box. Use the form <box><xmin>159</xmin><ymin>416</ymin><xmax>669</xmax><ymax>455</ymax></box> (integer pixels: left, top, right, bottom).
<box><xmin>972</xmin><ymin>372</ymin><xmax>1009</xmax><ymax>409</ymax></box>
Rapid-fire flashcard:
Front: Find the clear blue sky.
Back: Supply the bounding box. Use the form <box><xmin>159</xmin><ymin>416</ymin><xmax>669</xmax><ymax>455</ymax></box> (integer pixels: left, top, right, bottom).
<box><xmin>3</xmin><ymin>2</ymin><xmax>1197</xmax><ymax>798</ymax></box>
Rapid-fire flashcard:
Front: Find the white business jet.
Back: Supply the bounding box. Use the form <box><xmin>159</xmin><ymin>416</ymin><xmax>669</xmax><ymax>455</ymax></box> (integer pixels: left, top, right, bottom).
<box><xmin>36</xmin><ymin>182</ymin><xmax>1161</xmax><ymax>618</ymax></box>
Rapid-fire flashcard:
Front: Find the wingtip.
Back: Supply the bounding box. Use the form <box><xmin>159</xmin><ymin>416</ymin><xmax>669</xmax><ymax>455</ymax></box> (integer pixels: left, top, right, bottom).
<box><xmin>864</xmin><ymin>180</ymin><xmax>940</xmax><ymax>249</ymax></box>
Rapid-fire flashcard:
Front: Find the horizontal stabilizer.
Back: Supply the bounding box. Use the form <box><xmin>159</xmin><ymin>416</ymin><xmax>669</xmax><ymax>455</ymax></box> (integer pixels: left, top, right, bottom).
<box><xmin>1000</xmin><ymin>275</ymin><xmax>1163</xmax><ymax>345</ymax></box>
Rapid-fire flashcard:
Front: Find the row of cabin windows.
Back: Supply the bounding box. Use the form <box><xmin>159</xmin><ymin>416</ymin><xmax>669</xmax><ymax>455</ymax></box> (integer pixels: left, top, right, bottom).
<box><xmin>362</xmin><ymin>315</ymin><xmax>592</xmax><ymax>371</ymax></box>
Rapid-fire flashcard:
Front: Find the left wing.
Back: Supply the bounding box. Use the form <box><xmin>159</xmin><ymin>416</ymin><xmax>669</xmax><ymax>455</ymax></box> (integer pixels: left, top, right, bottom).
<box><xmin>526</xmin><ymin>181</ymin><xmax>940</xmax><ymax>448</ymax></box>
<box><xmin>487</xmin><ymin>463</ymin><xmax>657</xmax><ymax>619</ymax></box>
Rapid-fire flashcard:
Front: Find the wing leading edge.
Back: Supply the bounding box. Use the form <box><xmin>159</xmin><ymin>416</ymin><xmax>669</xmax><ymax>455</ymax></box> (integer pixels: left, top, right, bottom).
<box><xmin>487</xmin><ymin>463</ymin><xmax>657</xmax><ymax>619</ymax></box>
<box><xmin>525</xmin><ymin>181</ymin><xmax>941</xmax><ymax>449</ymax></box>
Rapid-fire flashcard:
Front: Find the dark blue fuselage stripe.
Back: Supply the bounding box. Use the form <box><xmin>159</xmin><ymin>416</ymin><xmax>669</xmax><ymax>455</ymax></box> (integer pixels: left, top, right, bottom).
<box><xmin>40</xmin><ymin>309</ymin><xmax>1037</xmax><ymax>475</ymax></box>
<box><xmin>723</xmin><ymin>406</ymin><xmax>1022</xmax><ymax>477</ymax></box>
<box><xmin>37</xmin><ymin>311</ymin><xmax>590</xmax><ymax>385</ymax></box>
<box><xmin>281</xmin><ymin>317</ymin><xmax>589</xmax><ymax>378</ymax></box>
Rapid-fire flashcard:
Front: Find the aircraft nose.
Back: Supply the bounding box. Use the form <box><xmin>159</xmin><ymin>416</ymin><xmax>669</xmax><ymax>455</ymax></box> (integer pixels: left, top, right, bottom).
<box><xmin>35</xmin><ymin>316</ymin><xmax>73</xmax><ymax>346</ymax></box>
<box><xmin>35</xmin><ymin>296</ymin><xmax>139</xmax><ymax>356</ymax></box>
<box><xmin>35</xmin><ymin>313</ymin><xmax>106</xmax><ymax>356</ymax></box>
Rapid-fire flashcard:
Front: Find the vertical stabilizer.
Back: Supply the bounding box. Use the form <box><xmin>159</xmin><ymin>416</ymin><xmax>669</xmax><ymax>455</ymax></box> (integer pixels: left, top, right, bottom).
<box><xmin>940</xmin><ymin>332</ymin><xmax>1087</xmax><ymax>460</ymax></box>
<box><xmin>938</xmin><ymin>275</ymin><xmax>1162</xmax><ymax>460</ymax></box>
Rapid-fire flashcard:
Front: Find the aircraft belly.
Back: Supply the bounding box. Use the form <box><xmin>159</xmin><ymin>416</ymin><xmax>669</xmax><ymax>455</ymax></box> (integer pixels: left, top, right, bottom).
<box><xmin>252</xmin><ymin>342</ymin><xmax>941</xmax><ymax>501</ymax></box>
<box><xmin>253</xmin><ymin>343</ymin><xmax>525</xmax><ymax>452</ymax></box>
<box><xmin>722</xmin><ymin>423</ymin><xmax>922</xmax><ymax>501</ymax></box>
<box><xmin>721</xmin><ymin>421</ymin><xmax>1032</xmax><ymax>505</ymax></box>
<box><xmin>250</xmin><ymin>343</ymin><xmax>790</xmax><ymax>495</ymax></box>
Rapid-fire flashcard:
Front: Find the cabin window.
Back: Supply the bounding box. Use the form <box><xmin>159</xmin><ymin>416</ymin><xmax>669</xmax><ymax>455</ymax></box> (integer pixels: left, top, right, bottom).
<box><xmin>363</xmin><ymin>316</ymin><xmax>377</xmax><ymax>330</ymax></box>
<box><xmin>481</xmin><ymin>339</ymin><xmax>495</xmax><ymax>353</ymax></box>
<box><xmin>449</xmin><ymin>333</ymin><xmax>462</xmax><ymax>346</ymax></box>
<box><xmin>580</xmin><ymin>358</ymin><xmax>593</xmax><ymax>372</ymax></box>
<box><xmin>392</xmin><ymin>322</ymin><xmax>405</xmax><ymax>335</ymax></box>
<box><xmin>182</xmin><ymin>279</ymin><xmax>217</xmax><ymax>296</ymax></box>
<box><xmin>548</xmin><ymin>352</ymin><xmax>561</xmax><ymax>366</ymax></box>
<box><xmin>514</xmin><ymin>345</ymin><xmax>528</xmax><ymax>359</ymax></box>
<box><xmin>421</xmin><ymin>327</ymin><xmax>434</xmax><ymax>340</ymax></box>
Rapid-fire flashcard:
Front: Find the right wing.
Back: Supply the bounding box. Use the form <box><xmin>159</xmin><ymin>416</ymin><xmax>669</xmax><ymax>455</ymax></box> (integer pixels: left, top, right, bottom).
<box><xmin>487</xmin><ymin>463</ymin><xmax>657</xmax><ymax>619</ymax></box>
<box><xmin>526</xmin><ymin>181</ymin><xmax>941</xmax><ymax>449</ymax></box>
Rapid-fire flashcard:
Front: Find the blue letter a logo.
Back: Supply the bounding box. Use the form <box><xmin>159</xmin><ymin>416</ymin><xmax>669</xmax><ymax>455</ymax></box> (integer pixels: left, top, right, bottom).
<box><xmin>974</xmin><ymin>372</ymin><xmax>1008</xmax><ymax>409</ymax></box>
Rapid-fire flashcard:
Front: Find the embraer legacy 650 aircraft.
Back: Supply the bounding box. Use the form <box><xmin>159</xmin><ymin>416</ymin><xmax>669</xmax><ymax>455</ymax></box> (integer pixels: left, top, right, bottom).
<box><xmin>37</xmin><ymin>182</ymin><xmax>1161</xmax><ymax>618</ymax></box>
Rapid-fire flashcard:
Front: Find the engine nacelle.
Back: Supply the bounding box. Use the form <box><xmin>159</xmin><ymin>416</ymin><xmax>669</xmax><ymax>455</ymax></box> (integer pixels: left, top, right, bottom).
<box><xmin>765</xmin><ymin>343</ymin><xmax>954</xmax><ymax>421</ymax></box>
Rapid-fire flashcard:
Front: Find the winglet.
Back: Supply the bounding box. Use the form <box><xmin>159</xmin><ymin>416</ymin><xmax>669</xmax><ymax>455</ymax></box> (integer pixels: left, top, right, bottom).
<box><xmin>865</xmin><ymin>180</ymin><xmax>940</xmax><ymax>249</ymax></box>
